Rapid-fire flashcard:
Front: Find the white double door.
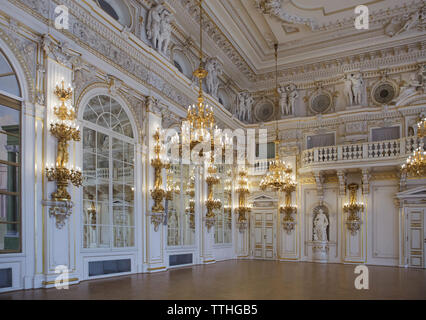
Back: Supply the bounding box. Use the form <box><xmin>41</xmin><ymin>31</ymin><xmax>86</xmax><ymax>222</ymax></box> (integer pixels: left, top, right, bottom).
<box><xmin>251</xmin><ymin>211</ymin><xmax>276</xmax><ymax>260</ymax></box>
<box><xmin>407</xmin><ymin>207</ymin><xmax>426</xmax><ymax>268</ymax></box>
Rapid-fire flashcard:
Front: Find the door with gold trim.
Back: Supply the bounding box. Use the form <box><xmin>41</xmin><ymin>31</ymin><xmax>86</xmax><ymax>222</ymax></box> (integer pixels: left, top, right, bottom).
<box><xmin>407</xmin><ymin>208</ymin><xmax>425</xmax><ymax>268</ymax></box>
<box><xmin>251</xmin><ymin>212</ymin><xmax>276</xmax><ymax>259</ymax></box>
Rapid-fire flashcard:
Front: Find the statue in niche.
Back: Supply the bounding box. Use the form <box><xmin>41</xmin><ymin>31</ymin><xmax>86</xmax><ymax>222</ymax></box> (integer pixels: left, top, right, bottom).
<box><xmin>237</xmin><ymin>92</ymin><xmax>254</xmax><ymax>122</ymax></box>
<box><xmin>205</xmin><ymin>58</ymin><xmax>223</xmax><ymax>98</ymax></box>
<box><xmin>352</xmin><ymin>73</ymin><xmax>366</xmax><ymax>105</ymax></box>
<box><xmin>343</xmin><ymin>74</ymin><xmax>354</xmax><ymax>106</ymax></box>
<box><xmin>287</xmin><ymin>83</ymin><xmax>299</xmax><ymax>116</ymax></box>
<box><xmin>313</xmin><ymin>207</ymin><xmax>329</xmax><ymax>242</ymax></box>
<box><xmin>159</xmin><ymin>9</ymin><xmax>172</xmax><ymax>55</ymax></box>
<box><xmin>279</xmin><ymin>83</ymin><xmax>298</xmax><ymax>116</ymax></box>
<box><xmin>146</xmin><ymin>4</ymin><xmax>172</xmax><ymax>55</ymax></box>
<box><xmin>343</xmin><ymin>73</ymin><xmax>366</xmax><ymax>106</ymax></box>
<box><xmin>278</xmin><ymin>85</ymin><xmax>288</xmax><ymax>116</ymax></box>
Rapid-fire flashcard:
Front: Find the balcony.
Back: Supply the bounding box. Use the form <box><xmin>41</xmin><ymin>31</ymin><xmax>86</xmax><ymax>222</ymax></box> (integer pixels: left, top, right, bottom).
<box><xmin>300</xmin><ymin>136</ymin><xmax>424</xmax><ymax>173</ymax></box>
<box><xmin>250</xmin><ymin>137</ymin><xmax>424</xmax><ymax>175</ymax></box>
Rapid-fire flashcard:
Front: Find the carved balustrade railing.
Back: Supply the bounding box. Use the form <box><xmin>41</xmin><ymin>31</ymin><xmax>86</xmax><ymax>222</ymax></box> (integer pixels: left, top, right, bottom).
<box><xmin>301</xmin><ymin>137</ymin><xmax>424</xmax><ymax>167</ymax></box>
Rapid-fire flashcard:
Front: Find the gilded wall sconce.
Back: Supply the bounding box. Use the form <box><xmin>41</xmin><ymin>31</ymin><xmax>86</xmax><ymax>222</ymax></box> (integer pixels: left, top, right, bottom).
<box><xmin>279</xmin><ymin>181</ymin><xmax>297</xmax><ymax>234</ymax></box>
<box><xmin>150</xmin><ymin>128</ymin><xmax>170</xmax><ymax>231</ymax></box>
<box><xmin>235</xmin><ymin>167</ymin><xmax>251</xmax><ymax>232</ymax></box>
<box><xmin>343</xmin><ymin>183</ymin><xmax>364</xmax><ymax>235</ymax></box>
<box><xmin>185</xmin><ymin>174</ymin><xmax>196</xmax><ymax>229</ymax></box>
<box><xmin>44</xmin><ymin>80</ymin><xmax>82</xmax><ymax>229</ymax></box>
<box><xmin>205</xmin><ymin>159</ymin><xmax>221</xmax><ymax>231</ymax></box>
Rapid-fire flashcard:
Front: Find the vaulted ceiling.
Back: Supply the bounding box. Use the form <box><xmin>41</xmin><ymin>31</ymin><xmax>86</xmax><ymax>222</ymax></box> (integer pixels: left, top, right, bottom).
<box><xmin>171</xmin><ymin>0</ymin><xmax>426</xmax><ymax>89</ymax></box>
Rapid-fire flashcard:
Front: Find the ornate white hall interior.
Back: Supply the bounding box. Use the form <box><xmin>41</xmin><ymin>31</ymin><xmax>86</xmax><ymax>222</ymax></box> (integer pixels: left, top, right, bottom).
<box><xmin>0</xmin><ymin>0</ymin><xmax>425</xmax><ymax>300</ymax></box>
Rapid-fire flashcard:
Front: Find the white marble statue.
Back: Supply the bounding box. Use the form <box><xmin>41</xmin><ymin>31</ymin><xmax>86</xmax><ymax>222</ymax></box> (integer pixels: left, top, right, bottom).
<box><xmin>237</xmin><ymin>92</ymin><xmax>253</xmax><ymax>122</ymax></box>
<box><xmin>343</xmin><ymin>74</ymin><xmax>354</xmax><ymax>106</ymax></box>
<box><xmin>287</xmin><ymin>83</ymin><xmax>299</xmax><ymax>116</ymax></box>
<box><xmin>146</xmin><ymin>4</ymin><xmax>172</xmax><ymax>55</ymax></box>
<box><xmin>205</xmin><ymin>58</ymin><xmax>223</xmax><ymax>98</ymax></box>
<box><xmin>278</xmin><ymin>85</ymin><xmax>288</xmax><ymax>116</ymax></box>
<box><xmin>313</xmin><ymin>208</ymin><xmax>329</xmax><ymax>242</ymax></box>
<box><xmin>159</xmin><ymin>9</ymin><xmax>172</xmax><ymax>55</ymax></box>
<box><xmin>352</xmin><ymin>73</ymin><xmax>366</xmax><ymax>105</ymax></box>
<box><xmin>344</xmin><ymin>73</ymin><xmax>366</xmax><ymax>106</ymax></box>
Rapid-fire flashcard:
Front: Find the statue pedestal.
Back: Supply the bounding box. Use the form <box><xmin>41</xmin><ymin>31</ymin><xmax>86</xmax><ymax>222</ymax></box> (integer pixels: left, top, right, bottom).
<box><xmin>312</xmin><ymin>241</ymin><xmax>329</xmax><ymax>263</ymax></box>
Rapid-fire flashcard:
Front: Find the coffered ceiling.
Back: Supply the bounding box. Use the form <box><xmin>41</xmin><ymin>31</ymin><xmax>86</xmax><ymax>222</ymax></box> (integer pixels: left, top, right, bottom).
<box><xmin>171</xmin><ymin>0</ymin><xmax>426</xmax><ymax>89</ymax></box>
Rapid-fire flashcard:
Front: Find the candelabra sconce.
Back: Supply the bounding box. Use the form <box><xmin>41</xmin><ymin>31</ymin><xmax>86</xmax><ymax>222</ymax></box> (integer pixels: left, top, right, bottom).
<box><xmin>44</xmin><ymin>80</ymin><xmax>82</xmax><ymax>229</ymax></box>
<box><xmin>185</xmin><ymin>174</ymin><xmax>196</xmax><ymax>230</ymax></box>
<box><xmin>150</xmin><ymin>128</ymin><xmax>170</xmax><ymax>232</ymax></box>
<box><xmin>235</xmin><ymin>167</ymin><xmax>251</xmax><ymax>232</ymax></box>
<box><xmin>224</xmin><ymin>173</ymin><xmax>233</xmax><ymax>229</ymax></box>
<box><xmin>185</xmin><ymin>199</ymin><xmax>196</xmax><ymax>229</ymax></box>
<box><xmin>166</xmin><ymin>171</ymin><xmax>181</xmax><ymax>201</ymax></box>
<box><xmin>280</xmin><ymin>183</ymin><xmax>297</xmax><ymax>234</ymax></box>
<box><xmin>343</xmin><ymin>183</ymin><xmax>364</xmax><ymax>236</ymax></box>
<box><xmin>205</xmin><ymin>160</ymin><xmax>221</xmax><ymax>231</ymax></box>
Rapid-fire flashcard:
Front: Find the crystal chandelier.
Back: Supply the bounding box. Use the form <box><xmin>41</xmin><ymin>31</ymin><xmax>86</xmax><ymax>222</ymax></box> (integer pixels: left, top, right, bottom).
<box><xmin>402</xmin><ymin>114</ymin><xmax>426</xmax><ymax>176</ymax></box>
<box><xmin>259</xmin><ymin>44</ymin><xmax>294</xmax><ymax>192</ymax></box>
<box><xmin>417</xmin><ymin>114</ymin><xmax>425</xmax><ymax>138</ymax></box>
<box><xmin>182</xmin><ymin>0</ymin><xmax>215</xmax><ymax>151</ymax></box>
<box><xmin>402</xmin><ymin>147</ymin><xmax>426</xmax><ymax>176</ymax></box>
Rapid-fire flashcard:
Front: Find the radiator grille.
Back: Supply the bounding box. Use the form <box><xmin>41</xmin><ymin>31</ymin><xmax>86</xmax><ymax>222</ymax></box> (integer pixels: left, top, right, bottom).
<box><xmin>88</xmin><ymin>259</ymin><xmax>131</xmax><ymax>277</ymax></box>
<box><xmin>169</xmin><ymin>254</ymin><xmax>193</xmax><ymax>266</ymax></box>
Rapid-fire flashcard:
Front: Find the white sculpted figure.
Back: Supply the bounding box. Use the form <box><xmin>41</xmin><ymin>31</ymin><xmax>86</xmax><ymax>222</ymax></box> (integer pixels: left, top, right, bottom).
<box><xmin>343</xmin><ymin>74</ymin><xmax>354</xmax><ymax>106</ymax></box>
<box><xmin>146</xmin><ymin>4</ymin><xmax>172</xmax><ymax>55</ymax></box>
<box><xmin>159</xmin><ymin>10</ymin><xmax>172</xmax><ymax>55</ymax></box>
<box><xmin>344</xmin><ymin>73</ymin><xmax>366</xmax><ymax>106</ymax></box>
<box><xmin>237</xmin><ymin>92</ymin><xmax>253</xmax><ymax>122</ymax></box>
<box><xmin>287</xmin><ymin>83</ymin><xmax>298</xmax><ymax>115</ymax></box>
<box><xmin>278</xmin><ymin>85</ymin><xmax>288</xmax><ymax>116</ymax></box>
<box><xmin>351</xmin><ymin>73</ymin><xmax>366</xmax><ymax>105</ymax></box>
<box><xmin>205</xmin><ymin>58</ymin><xmax>223</xmax><ymax>98</ymax></box>
<box><xmin>313</xmin><ymin>208</ymin><xmax>328</xmax><ymax>242</ymax></box>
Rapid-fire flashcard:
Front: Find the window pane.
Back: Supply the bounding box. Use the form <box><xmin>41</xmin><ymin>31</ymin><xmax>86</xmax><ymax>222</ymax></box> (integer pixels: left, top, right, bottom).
<box><xmin>112</xmin><ymin>184</ymin><xmax>124</xmax><ymax>203</ymax></box>
<box><xmin>0</xmin><ymin>51</ymin><xmax>21</xmax><ymax>97</ymax></box>
<box><xmin>112</xmin><ymin>138</ymin><xmax>123</xmax><ymax>161</ymax></box>
<box><xmin>0</xmin><ymin>223</ymin><xmax>20</xmax><ymax>251</ymax></box>
<box><xmin>113</xmin><ymin>227</ymin><xmax>134</xmax><ymax>248</ymax></box>
<box><xmin>83</xmin><ymin>225</ymin><xmax>110</xmax><ymax>248</ymax></box>
<box><xmin>97</xmin><ymin>132</ymin><xmax>109</xmax><ymax>158</ymax></box>
<box><xmin>112</xmin><ymin>160</ymin><xmax>124</xmax><ymax>184</ymax></box>
<box><xmin>0</xmin><ymin>105</ymin><xmax>20</xmax><ymax>133</ymax></box>
<box><xmin>123</xmin><ymin>142</ymin><xmax>134</xmax><ymax>164</ymax></box>
<box><xmin>0</xmin><ymin>164</ymin><xmax>19</xmax><ymax>193</ymax></box>
<box><xmin>0</xmin><ymin>194</ymin><xmax>19</xmax><ymax>223</ymax></box>
<box><xmin>97</xmin><ymin>182</ymin><xmax>109</xmax><ymax>204</ymax></box>
<box><xmin>97</xmin><ymin>156</ymin><xmax>109</xmax><ymax>180</ymax></box>
<box><xmin>123</xmin><ymin>163</ymin><xmax>133</xmax><ymax>186</ymax></box>
<box><xmin>83</xmin><ymin>128</ymin><xmax>96</xmax><ymax>151</ymax></box>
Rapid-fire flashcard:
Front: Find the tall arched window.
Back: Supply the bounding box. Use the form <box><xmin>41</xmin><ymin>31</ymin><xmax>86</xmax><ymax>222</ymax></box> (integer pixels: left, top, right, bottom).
<box><xmin>81</xmin><ymin>94</ymin><xmax>135</xmax><ymax>249</ymax></box>
<box><xmin>0</xmin><ymin>50</ymin><xmax>22</xmax><ymax>254</ymax></box>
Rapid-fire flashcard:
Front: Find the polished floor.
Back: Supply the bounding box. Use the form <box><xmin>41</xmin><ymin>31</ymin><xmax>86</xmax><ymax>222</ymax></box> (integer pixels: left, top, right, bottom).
<box><xmin>1</xmin><ymin>260</ymin><xmax>425</xmax><ymax>299</ymax></box>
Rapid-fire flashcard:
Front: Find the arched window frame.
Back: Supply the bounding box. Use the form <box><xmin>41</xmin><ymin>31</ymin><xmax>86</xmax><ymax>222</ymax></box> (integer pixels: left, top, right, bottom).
<box><xmin>0</xmin><ymin>47</ymin><xmax>25</xmax><ymax>255</ymax></box>
<box><xmin>78</xmin><ymin>90</ymin><xmax>138</xmax><ymax>251</ymax></box>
